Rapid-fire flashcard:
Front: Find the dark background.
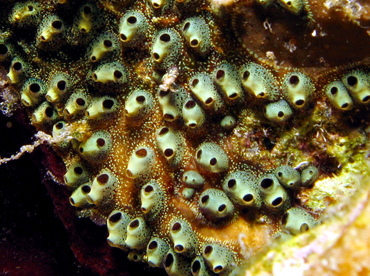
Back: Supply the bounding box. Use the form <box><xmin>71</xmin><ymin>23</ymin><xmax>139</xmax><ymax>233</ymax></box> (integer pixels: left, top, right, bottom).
<box><xmin>0</xmin><ymin>110</ymin><xmax>166</xmax><ymax>276</ymax></box>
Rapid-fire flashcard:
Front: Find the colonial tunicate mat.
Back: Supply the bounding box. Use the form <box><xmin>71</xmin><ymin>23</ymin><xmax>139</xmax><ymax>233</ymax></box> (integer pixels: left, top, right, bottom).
<box><xmin>1</xmin><ymin>0</ymin><xmax>370</xmax><ymax>275</ymax></box>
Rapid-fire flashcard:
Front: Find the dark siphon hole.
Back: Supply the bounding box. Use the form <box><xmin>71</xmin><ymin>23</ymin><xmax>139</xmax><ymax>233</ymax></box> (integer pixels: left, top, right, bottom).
<box><xmin>243</xmin><ymin>70</ymin><xmax>250</xmax><ymax>80</ymax></box>
<box><xmin>55</xmin><ymin>122</ymin><xmax>64</xmax><ymax>129</ymax></box>
<box><xmin>30</xmin><ymin>83</ymin><xmax>41</xmax><ymax>93</ymax></box>
<box><xmin>57</xmin><ymin>80</ymin><xmax>66</xmax><ymax>91</ymax></box>
<box><xmin>127</xmin><ymin>16</ymin><xmax>137</xmax><ymax>24</ymax></box>
<box><xmin>289</xmin><ymin>75</ymin><xmax>299</xmax><ymax>85</ymax></box>
<box><xmin>272</xmin><ymin>197</ymin><xmax>283</xmax><ymax>206</ymax></box>
<box><xmin>278</xmin><ymin>172</ymin><xmax>283</xmax><ymax>177</ymax></box>
<box><xmin>136</xmin><ymin>148</ymin><xmax>147</xmax><ymax>157</ymax></box>
<box><xmin>144</xmin><ymin>185</ymin><xmax>154</xmax><ymax>193</ymax></box>
<box><xmin>159</xmin><ymin>90</ymin><xmax>169</xmax><ymax>97</ymax></box>
<box><xmin>204</xmin><ymin>245</ymin><xmax>213</xmax><ymax>254</ymax></box>
<box><xmin>192</xmin><ymin>260</ymin><xmax>201</xmax><ymax>273</ymax></box>
<box><xmin>243</xmin><ymin>194</ymin><xmax>253</xmax><ymax>202</ymax></box>
<box><xmin>347</xmin><ymin>76</ymin><xmax>357</xmax><ymax>86</ymax></box>
<box><xmin>330</xmin><ymin>87</ymin><xmax>338</xmax><ymax>95</ymax></box>
<box><xmin>295</xmin><ymin>99</ymin><xmax>304</xmax><ymax>106</ymax></box>
<box><xmin>205</xmin><ymin>97</ymin><xmax>213</xmax><ymax>105</ymax></box>
<box><xmin>13</xmin><ymin>62</ymin><xmax>22</xmax><ymax>71</ymax></box>
<box><xmin>160</xmin><ymin>33</ymin><xmax>171</xmax><ymax>42</ymax></box>
<box><xmin>83</xmin><ymin>6</ymin><xmax>91</xmax><ymax>14</ymax></box>
<box><xmin>130</xmin><ymin>219</ymin><xmax>139</xmax><ymax>228</ymax></box>
<box><xmin>79</xmin><ymin>147</ymin><xmax>84</xmax><ymax>153</ymax></box>
<box><xmin>210</xmin><ymin>157</ymin><xmax>217</xmax><ymax>166</ymax></box>
<box><xmin>185</xmin><ymin>100</ymin><xmax>196</xmax><ymax>109</ymax></box>
<box><xmin>196</xmin><ymin>149</ymin><xmax>202</xmax><ymax>159</ymax></box>
<box><xmin>341</xmin><ymin>103</ymin><xmax>349</xmax><ymax>109</ymax></box>
<box><xmin>103</xmin><ymin>99</ymin><xmax>114</xmax><ymax>109</ymax></box>
<box><xmin>0</xmin><ymin>44</ymin><xmax>8</xmax><ymax>55</ymax></box>
<box><xmin>45</xmin><ymin>107</ymin><xmax>53</xmax><ymax>118</ymax></box>
<box><xmin>164</xmin><ymin>148</ymin><xmax>174</xmax><ymax>157</ymax></box>
<box><xmin>190</xmin><ymin>39</ymin><xmax>198</xmax><ymax>46</ymax></box>
<box><xmin>201</xmin><ymin>195</ymin><xmax>209</xmax><ymax>204</ymax></box>
<box><xmin>52</xmin><ymin>20</ymin><xmax>63</xmax><ymax>30</ymax></box>
<box><xmin>97</xmin><ymin>173</ymin><xmax>109</xmax><ymax>184</ymax></box>
<box><xmin>229</xmin><ymin>93</ymin><xmax>238</xmax><ymax>99</ymax></box>
<box><xmin>278</xmin><ymin>111</ymin><xmax>284</xmax><ymax>118</ymax></box>
<box><xmin>183</xmin><ymin>22</ymin><xmax>190</xmax><ymax>31</ymax></box>
<box><xmin>363</xmin><ymin>96</ymin><xmax>370</xmax><ymax>102</ymax></box>
<box><xmin>153</xmin><ymin>52</ymin><xmax>160</xmax><ymax>60</ymax></box>
<box><xmin>300</xmin><ymin>223</ymin><xmax>309</xmax><ymax>232</ymax></box>
<box><xmin>218</xmin><ymin>204</ymin><xmax>226</xmax><ymax>212</ymax></box>
<box><xmin>165</xmin><ymin>253</ymin><xmax>174</xmax><ymax>267</ymax></box>
<box><xmin>172</xmin><ymin>222</ymin><xmax>181</xmax><ymax>231</ymax></box>
<box><xmin>228</xmin><ymin>179</ymin><xmax>236</xmax><ymax>188</ymax></box>
<box><xmin>74</xmin><ymin>166</ymin><xmax>83</xmax><ymax>175</ymax></box>
<box><xmin>76</xmin><ymin>98</ymin><xmax>85</xmax><ymax>106</ymax></box>
<box><xmin>261</xmin><ymin>178</ymin><xmax>273</xmax><ymax>189</ymax></box>
<box><xmin>96</xmin><ymin>138</ymin><xmax>106</xmax><ymax>147</ymax></box>
<box><xmin>216</xmin><ymin>70</ymin><xmax>225</xmax><ymax>80</ymax></box>
<box><xmin>120</xmin><ymin>33</ymin><xmax>127</xmax><ymax>41</ymax></box>
<box><xmin>28</xmin><ymin>5</ymin><xmax>34</xmax><ymax>11</ymax></box>
<box><xmin>109</xmin><ymin>212</ymin><xmax>122</xmax><ymax>223</ymax></box>
<box><xmin>104</xmin><ymin>40</ymin><xmax>113</xmax><ymax>47</ymax></box>
<box><xmin>159</xmin><ymin>127</ymin><xmax>169</xmax><ymax>135</ymax></box>
<box><xmin>81</xmin><ymin>185</ymin><xmax>91</xmax><ymax>193</ymax></box>
<box><xmin>163</xmin><ymin>114</ymin><xmax>174</xmax><ymax>121</ymax></box>
<box><xmin>148</xmin><ymin>241</ymin><xmax>158</xmax><ymax>250</ymax></box>
<box><xmin>114</xmin><ymin>70</ymin><xmax>122</xmax><ymax>79</ymax></box>
<box><xmin>136</xmin><ymin>95</ymin><xmax>145</xmax><ymax>103</ymax></box>
<box><xmin>192</xmin><ymin>79</ymin><xmax>199</xmax><ymax>87</ymax></box>
<box><xmin>214</xmin><ymin>265</ymin><xmax>224</xmax><ymax>273</ymax></box>
<box><xmin>175</xmin><ymin>245</ymin><xmax>184</xmax><ymax>252</ymax></box>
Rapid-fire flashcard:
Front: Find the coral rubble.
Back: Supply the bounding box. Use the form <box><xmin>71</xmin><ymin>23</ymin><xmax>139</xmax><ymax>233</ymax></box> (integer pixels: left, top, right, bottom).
<box><xmin>1</xmin><ymin>0</ymin><xmax>370</xmax><ymax>275</ymax></box>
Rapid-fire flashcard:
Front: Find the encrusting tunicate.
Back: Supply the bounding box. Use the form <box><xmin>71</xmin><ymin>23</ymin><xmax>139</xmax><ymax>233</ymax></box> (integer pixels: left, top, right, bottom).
<box><xmin>182</xmin><ymin>16</ymin><xmax>211</xmax><ymax>56</ymax></box>
<box><xmin>85</xmin><ymin>169</ymin><xmax>118</xmax><ymax>205</ymax></box>
<box><xmin>107</xmin><ymin>210</ymin><xmax>132</xmax><ymax>249</ymax></box>
<box><xmin>119</xmin><ymin>10</ymin><xmax>148</xmax><ymax>46</ymax></box>
<box><xmin>265</xmin><ymin>100</ymin><xmax>293</xmax><ymax>123</ymax></box>
<box><xmin>126</xmin><ymin>146</ymin><xmax>156</xmax><ymax>180</ymax></box>
<box><xmin>146</xmin><ymin>237</ymin><xmax>170</xmax><ymax>268</ymax></box>
<box><xmin>169</xmin><ymin>218</ymin><xmax>198</xmax><ymax>257</ymax></box>
<box><xmin>125</xmin><ymin>217</ymin><xmax>151</xmax><ymax>250</ymax></box>
<box><xmin>202</xmin><ymin>243</ymin><xmax>235</xmax><ymax>274</ymax></box>
<box><xmin>282</xmin><ymin>207</ymin><xmax>318</xmax><ymax>235</ymax></box>
<box><xmin>182</xmin><ymin>97</ymin><xmax>206</xmax><ymax>129</ymax></box>
<box><xmin>78</xmin><ymin>131</ymin><xmax>113</xmax><ymax>162</ymax></box>
<box><xmin>213</xmin><ymin>63</ymin><xmax>244</xmax><ymax>102</ymax></box>
<box><xmin>282</xmin><ymin>72</ymin><xmax>315</xmax><ymax>109</ymax></box>
<box><xmin>223</xmin><ymin>170</ymin><xmax>262</xmax><ymax>207</ymax></box>
<box><xmin>274</xmin><ymin>165</ymin><xmax>301</xmax><ymax>189</ymax></box>
<box><xmin>325</xmin><ymin>80</ymin><xmax>354</xmax><ymax>110</ymax></box>
<box><xmin>195</xmin><ymin>142</ymin><xmax>229</xmax><ymax>173</ymax></box>
<box><xmin>240</xmin><ymin>62</ymin><xmax>279</xmax><ymax>100</ymax></box>
<box><xmin>342</xmin><ymin>70</ymin><xmax>370</xmax><ymax>104</ymax></box>
<box><xmin>151</xmin><ymin>28</ymin><xmax>182</xmax><ymax>69</ymax></box>
<box><xmin>189</xmin><ymin>73</ymin><xmax>224</xmax><ymax>111</ymax></box>
<box><xmin>199</xmin><ymin>188</ymin><xmax>235</xmax><ymax>221</ymax></box>
<box><xmin>140</xmin><ymin>180</ymin><xmax>165</xmax><ymax>217</ymax></box>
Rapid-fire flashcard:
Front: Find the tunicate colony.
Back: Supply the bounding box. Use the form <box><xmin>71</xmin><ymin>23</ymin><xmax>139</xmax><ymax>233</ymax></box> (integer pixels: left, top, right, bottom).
<box><xmin>1</xmin><ymin>0</ymin><xmax>370</xmax><ymax>275</ymax></box>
